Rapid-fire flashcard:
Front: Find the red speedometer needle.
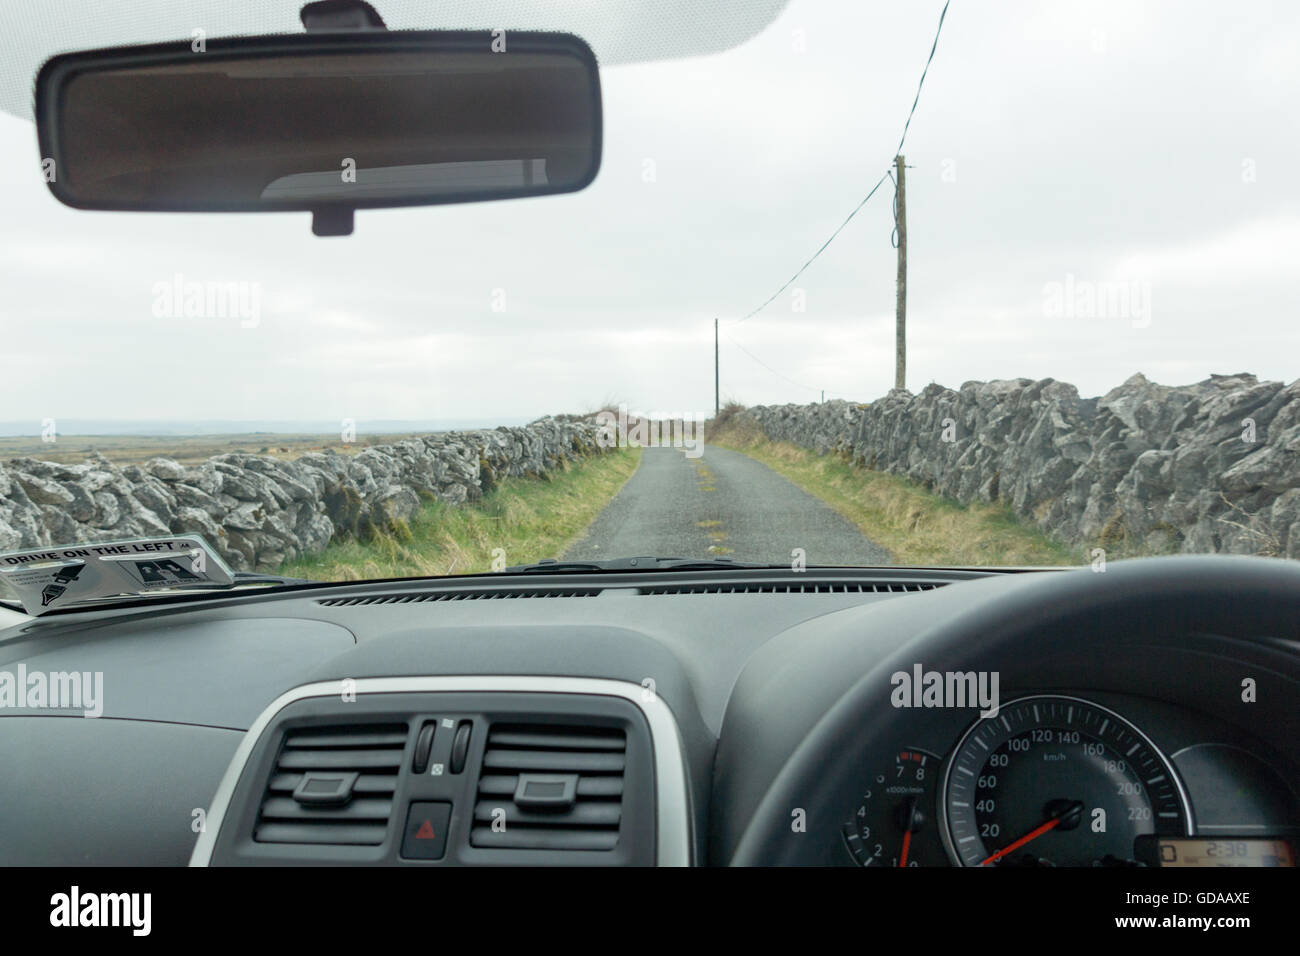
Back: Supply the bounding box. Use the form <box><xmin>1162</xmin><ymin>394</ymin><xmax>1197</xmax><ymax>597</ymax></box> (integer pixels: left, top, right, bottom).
<box><xmin>978</xmin><ymin>800</ymin><xmax>1083</xmax><ymax>867</ymax></box>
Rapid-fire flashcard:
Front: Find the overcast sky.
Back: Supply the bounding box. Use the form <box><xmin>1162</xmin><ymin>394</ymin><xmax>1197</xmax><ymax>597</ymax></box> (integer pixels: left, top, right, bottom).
<box><xmin>1</xmin><ymin>0</ymin><xmax>1297</xmax><ymax>429</ymax></box>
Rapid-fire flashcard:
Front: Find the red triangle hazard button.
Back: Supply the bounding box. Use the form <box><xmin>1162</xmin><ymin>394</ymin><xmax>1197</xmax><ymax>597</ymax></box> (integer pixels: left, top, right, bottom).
<box><xmin>401</xmin><ymin>802</ymin><xmax>450</xmax><ymax>860</ymax></box>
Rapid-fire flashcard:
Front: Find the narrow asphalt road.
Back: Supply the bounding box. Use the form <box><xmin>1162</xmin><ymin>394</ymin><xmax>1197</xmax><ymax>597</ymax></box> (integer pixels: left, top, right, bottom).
<box><xmin>564</xmin><ymin>445</ymin><xmax>891</xmax><ymax>566</ymax></box>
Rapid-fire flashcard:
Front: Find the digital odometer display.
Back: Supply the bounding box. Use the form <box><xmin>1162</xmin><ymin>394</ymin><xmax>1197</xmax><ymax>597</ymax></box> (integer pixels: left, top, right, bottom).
<box><xmin>1138</xmin><ymin>836</ymin><xmax>1295</xmax><ymax>867</ymax></box>
<box><xmin>941</xmin><ymin>695</ymin><xmax>1191</xmax><ymax>867</ymax></box>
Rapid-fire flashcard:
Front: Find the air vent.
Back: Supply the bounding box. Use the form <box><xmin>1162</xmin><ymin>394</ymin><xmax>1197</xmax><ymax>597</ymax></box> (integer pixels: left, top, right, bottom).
<box><xmin>640</xmin><ymin>580</ymin><xmax>946</xmax><ymax>595</ymax></box>
<box><xmin>254</xmin><ymin>724</ymin><xmax>408</xmax><ymax>845</ymax></box>
<box><xmin>316</xmin><ymin>588</ymin><xmax>602</xmax><ymax>607</ymax></box>
<box><xmin>471</xmin><ymin>724</ymin><xmax>626</xmax><ymax>851</ymax></box>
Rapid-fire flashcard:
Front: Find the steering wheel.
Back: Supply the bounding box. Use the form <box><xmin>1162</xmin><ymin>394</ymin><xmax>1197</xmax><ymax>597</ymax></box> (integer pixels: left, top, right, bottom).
<box><xmin>728</xmin><ymin>555</ymin><xmax>1300</xmax><ymax>865</ymax></box>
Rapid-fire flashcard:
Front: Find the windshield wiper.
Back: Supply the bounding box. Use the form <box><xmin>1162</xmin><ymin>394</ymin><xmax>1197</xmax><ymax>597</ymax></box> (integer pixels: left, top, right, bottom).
<box><xmin>79</xmin><ymin>571</ymin><xmax>321</xmax><ymax>596</ymax></box>
<box><xmin>503</xmin><ymin>556</ymin><xmax>772</xmax><ymax>573</ymax></box>
<box><xmin>225</xmin><ymin>571</ymin><xmax>320</xmax><ymax>588</ymax></box>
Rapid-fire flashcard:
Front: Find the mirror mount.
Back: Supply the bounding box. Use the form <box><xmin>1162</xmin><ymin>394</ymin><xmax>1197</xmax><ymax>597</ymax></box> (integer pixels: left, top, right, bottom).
<box><xmin>311</xmin><ymin>206</ymin><xmax>355</xmax><ymax>238</ymax></box>
<box><xmin>300</xmin><ymin>0</ymin><xmax>387</xmax><ymax>33</ymax></box>
<box><xmin>302</xmin><ymin>1</ymin><xmax>386</xmax><ymax>235</ymax></box>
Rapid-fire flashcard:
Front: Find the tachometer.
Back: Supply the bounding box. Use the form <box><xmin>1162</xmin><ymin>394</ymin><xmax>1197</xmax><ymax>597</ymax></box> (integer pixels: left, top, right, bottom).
<box><xmin>940</xmin><ymin>695</ymin><xmax>1192</xmax><ymax>867</ymax></box>
<box><xmin>844</xmin><ymin>749</ymin><xmax>940</xmax><ymax>866</ymax></box>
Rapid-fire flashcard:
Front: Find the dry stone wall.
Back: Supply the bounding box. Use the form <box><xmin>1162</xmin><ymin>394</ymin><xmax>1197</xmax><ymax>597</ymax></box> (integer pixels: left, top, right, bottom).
<box><xmin>0</xmin><ymin>418</ymin><xmax>608</xmax><ymax>571</ymax></box>
<box><xmin>736</xmin><ymin>373</ymin><xmax>1300</xmax><ymax>558</ymax></box>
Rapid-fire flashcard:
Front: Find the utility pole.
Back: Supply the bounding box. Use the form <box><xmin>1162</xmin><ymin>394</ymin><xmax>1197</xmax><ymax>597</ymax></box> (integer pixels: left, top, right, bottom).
<box><xmin>714</xmin><ymin>318</ymin><xmax>719</xmax><ymax>416</ymax></box>
<box><xmin>894</xmin><ymin>154</ymin><xmax>907</xmax><ymax>391</ymax></box>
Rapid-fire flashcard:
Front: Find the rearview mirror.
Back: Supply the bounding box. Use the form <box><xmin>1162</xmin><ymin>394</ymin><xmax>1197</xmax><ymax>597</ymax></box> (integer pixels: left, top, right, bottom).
<box><xmin>35</xmin><ymin>28</ymin><xmax>601</xmax><ymax>235</ymax></box>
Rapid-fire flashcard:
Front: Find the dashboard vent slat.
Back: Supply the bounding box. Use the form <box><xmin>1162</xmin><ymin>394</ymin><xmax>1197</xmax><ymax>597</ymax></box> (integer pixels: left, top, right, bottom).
<box><xmin>254</xmin><ymin>823</ymin><xmax>391</xmax><ymax>846</ymax></box>
<box><xmin>469</xmin><ymin>828</ymin><xmax>620</xmax><ymax>851</ymax></box>
<box><xmin>481</xmin><ymin>749</ymin><xmax>625</xmax><ymax>773</ymax></box>
<box><xmin>474</xmin><ymin>774</ymin><xmax>625</xmax><ymax>798</ymax></box>
<box><xmin>254</xmin><ymin>723</ymin><xmax>407</xmax><ymax>846</ymax></box>
<box><xmin>472</xmin><ymin>800</ymin><xmax>623</xmax><ymax>826</ymax></box>
<box><xmin>471</xmin><ymin>724</ymin><xmax>626</xmax><ymax>853</ymax></box>
<box><xmin>279</xmin><ymin>730</ymin><xmax>409</xmax><ymax>748</ymax></box>
<box><xmin>639</xmin><ymin>580</ymin><xmax>947</xmax><ymax>595</ymax></box>
<box><xmin>276</xmin><ymin>749</ymin><xmax>403</xmax><ymax>771</ymax></box>
<box><xmin>316</xmin><ymin>588</ymin><xmax>602</xmax><ymax>607</ymax></box>
<box><xmin>260</xmin><ymin>797</ymin><xmax>394</xmax><ymax>821</ymax></box>
<box><xmin>487</xmin><ymin>729</ymin><xmax>626</xmax><ymax>751</ymax></box>
<box><xmin>267</xmin><ymin>772</ymin><xmax>396</xmax><ymax>794</ymax></box>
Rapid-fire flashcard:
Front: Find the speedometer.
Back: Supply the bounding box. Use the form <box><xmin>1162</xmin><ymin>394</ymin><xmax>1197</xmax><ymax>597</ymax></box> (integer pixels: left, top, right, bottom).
<box><xmin>940</xmin><ymin>695</ymin><xmax>1192</xmax><ymax>867</ymax></box>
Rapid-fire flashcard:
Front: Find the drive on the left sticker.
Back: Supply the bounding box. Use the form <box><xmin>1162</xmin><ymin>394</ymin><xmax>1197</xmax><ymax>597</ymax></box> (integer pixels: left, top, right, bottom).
<box><xmin>0</xmin><ymin>535</ymin><xmax>234</xmax><ymax>615</ymax></box>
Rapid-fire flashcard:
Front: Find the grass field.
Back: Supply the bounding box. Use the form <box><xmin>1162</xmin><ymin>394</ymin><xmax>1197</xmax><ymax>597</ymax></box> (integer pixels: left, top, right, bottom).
<box><xmin>709</xmin><ymin>421</ymin><xmax>1076</xmax><ymax>567</ymax></box>
<box><xmin>279</xmin><ymin>446</ymin><xmax>641</xmax><ymax>581</ymax></box>
<box><xmin>0</xmin><ymin>431</ymin><xmax>436</xmax><ymax>467</ymax></box>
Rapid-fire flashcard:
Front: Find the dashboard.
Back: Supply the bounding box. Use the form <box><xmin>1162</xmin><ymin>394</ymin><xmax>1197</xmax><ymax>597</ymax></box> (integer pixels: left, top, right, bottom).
<box><xmin>0</xmin><ymin>555</ymin><xmax>1296</xmax><ymax>867</ymax></box>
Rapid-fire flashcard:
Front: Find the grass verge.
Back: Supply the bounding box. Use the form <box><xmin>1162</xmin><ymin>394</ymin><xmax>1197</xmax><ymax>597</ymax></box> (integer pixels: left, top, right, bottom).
<box><xmin>710</xmin><ymin>423</ymin><xmax>1074</xmax><ymax>567</ymax></box>
<box><xmin>280</xmin><ymin>447</ymin><xmax>641</xmax><ymax>581</ymax></box>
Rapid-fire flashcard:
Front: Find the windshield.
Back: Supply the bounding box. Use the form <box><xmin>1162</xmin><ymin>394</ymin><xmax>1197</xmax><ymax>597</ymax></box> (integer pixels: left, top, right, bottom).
<box><xmin>2</xmin><ymin>0</ymin><xmax>1298</xmax><ymax>601</ymax></box>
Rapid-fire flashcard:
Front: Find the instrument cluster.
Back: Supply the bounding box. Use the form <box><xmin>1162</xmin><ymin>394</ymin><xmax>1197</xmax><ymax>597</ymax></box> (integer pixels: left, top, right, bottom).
<box><xmin>843</xmin><ymin>693</ymin><xmax>1298</xmax><ymax>868</ymax></box>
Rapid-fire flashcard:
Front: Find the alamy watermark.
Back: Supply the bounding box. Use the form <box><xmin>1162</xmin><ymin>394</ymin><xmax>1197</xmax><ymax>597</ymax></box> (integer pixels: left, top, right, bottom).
<box><xmin>1043</xmin><ymin>273</ymin><xmax>1151</xmax><ymax>328</ymax></box>
<box><xmin>0</xmin><ymin>665</ymin><xmax>103</xmax><ymax>717</ymax></box>
<box><xmin>50</xmin><ymin>886</ymin><xmax>150</xmax><ymax>936</ymax></box>
<box><xmin>891</xmin><ymin>663</ymin><xmax>1000</xmax><ymax>718</ymax></box>
<box><xmin>595</xmin><ymin>405</ymin><xmax>706</xmax><ymax>459</ymax></box>
<box><xmin>152</xmin><ymin>273</ymin><xmax>261</xmax><ymax>328</ymax></box>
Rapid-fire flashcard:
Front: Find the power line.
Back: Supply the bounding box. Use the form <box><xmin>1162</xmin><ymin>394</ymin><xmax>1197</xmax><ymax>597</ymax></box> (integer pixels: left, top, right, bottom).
<box><xmin>728</xmin><ymin>171</ymin><xmax>890</xmax><ymax>327</ymax></box>
<box><xmin>894</xmin><ymin>0</ymin><xmax>951</xmax><ymax>157</ymax></box>
<box><xmin>727</xmin><ymin>0</ymin><xmax>952</xmax><ymax>330</ymax></box>
<box><xmin>720</xmin><ymin>329</ymin><xmax>824</xmax><ymax>395</ymax></box>
<box><xmin>888</xmin><ymin>168</ymin><xmax>899</xmax><ymax>248</ymax></box>
<box><xmin>721</xmin><ymin>329</ymin><xmax>855</xmax><ymax>401</ymax></box>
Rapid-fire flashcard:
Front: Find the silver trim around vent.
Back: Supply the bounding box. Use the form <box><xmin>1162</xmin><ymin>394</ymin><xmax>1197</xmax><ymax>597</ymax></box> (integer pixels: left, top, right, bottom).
<box><xmin>189</xmin><ymin>677</ymin><xmax>693</xmax><ymax>867</ymax></box>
